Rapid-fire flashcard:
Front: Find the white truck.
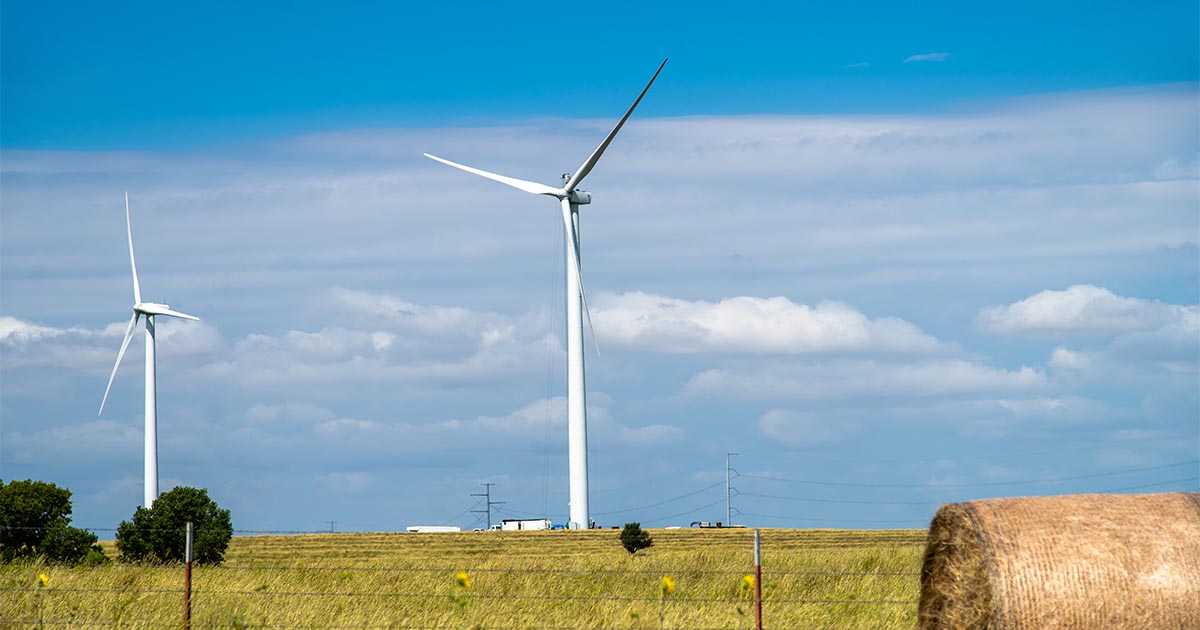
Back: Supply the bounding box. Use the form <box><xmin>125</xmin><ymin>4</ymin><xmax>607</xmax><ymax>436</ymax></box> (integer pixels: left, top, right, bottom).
<box><xmin>405</xmin><ymin>525</ymin><xmax>461</xmax><ymax>533</ymax></box>
<box><xmin>500</xmin><ymin>518</ymin><xmax>551</xmax><ymax>531</ymax></box>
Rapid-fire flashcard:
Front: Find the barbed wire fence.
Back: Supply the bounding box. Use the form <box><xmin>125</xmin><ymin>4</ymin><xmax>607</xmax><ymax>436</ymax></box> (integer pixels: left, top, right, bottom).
<box><xmin>1</xmin><ymin>525</ymin><xmax>925</xmax><ymax>630</ymax></box>
<box><xmin>4</xmin><ymin>460</ymin><xmax>1194</xmax><ymax>628</ymax></box>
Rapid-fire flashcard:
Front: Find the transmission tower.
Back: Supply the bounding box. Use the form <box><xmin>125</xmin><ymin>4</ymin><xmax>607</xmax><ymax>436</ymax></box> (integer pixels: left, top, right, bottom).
<box><xmin>726</xmin><ymin>452</ymin><xmax>741</xmax><ymax>526</ymax></box>
<box><xmin>471</xmin><ymin>482</ymin><xmax>506</xmax><ymax>529</ymax></box>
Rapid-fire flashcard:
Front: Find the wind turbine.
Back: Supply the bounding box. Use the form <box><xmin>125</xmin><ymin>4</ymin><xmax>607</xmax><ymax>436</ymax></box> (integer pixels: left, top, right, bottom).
<box><xmin>99</xmin><ymin>193</ymin><xmax>200</xmax><ymax>509</ymax></box>
<box><xmin>424</xmin><ymin>59</ymin><xmax>666</xmax><ymax>530</ymax></box>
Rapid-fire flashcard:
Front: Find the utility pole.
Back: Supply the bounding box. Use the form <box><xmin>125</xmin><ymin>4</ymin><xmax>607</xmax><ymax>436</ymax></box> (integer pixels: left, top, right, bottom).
<box><xmin>726</xmin><ymin>452</ymin><xmax>740</xmax><ymax>526</ymax></box>
<box><xmin>326</xmin><ymin>521</ymin><xmax>337</xmax><ymax>533</ymax></box>
<box><xmin>471</xmin><ymin>482</ymin><xmax>505</xmax><ymax>529</ymax></box>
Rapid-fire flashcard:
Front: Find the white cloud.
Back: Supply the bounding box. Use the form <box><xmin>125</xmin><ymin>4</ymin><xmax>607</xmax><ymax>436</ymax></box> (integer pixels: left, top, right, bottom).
<box><xmin>290</xmin><ymin>395</ymin><xmax>681</xmax><ymax>458</ymax></box>
<box><xmin>977</xmin><ymin>285</ymin><xmax>1196</xmax><ymax>335</ymax></box>
<box><xmin>685</xmin><ymin>359</ymin><xmax>1046</xmax><ymax>402</ymax></box>
<box><xmin>1109</xmin><ymin>310</ymin><xmax>1200</xmax><ymax>368</ymax></box>
<box><xmin>0</xmin><ymin>316</ymin><xmax>77</xmax><ymax>343</ymax></box>
<box><xmin>0</xmin><ymin>315</ymin><xmax>219</xmax><ymax>375</ymax></box>
<box><xmin>758</xmin><ymin>409</ymin><xmax>860</xmax><ymax>448</ymax></box>
<box><xmin>594</xmin><ymin>292</ymin><xmax>947</xmax><ymax>355</ymax></box>
<box><xmin>995</xmin><ymin>396</ymin><xmax>1108</xmax><ymax>423</ymax></box>
<box><xmin>245</xmin><ymin>401</ymin><xmax>336</xmax><ymax>424</ymax></box>
<box><xmin>1</xmin><ymin>84</ymin><xmax>1195</xmax><ymax>530</ymax></box>
<box><xmin>1048</xmin><ymin>347</ymin><xmax>1090</xmax><ymax>369</ymax></box>
<box><xmin>326</xmin><ymin>287</ymin><xmax>483</xmax><ymax>333</ymax></box>
<box><xmin>904</xmin><ymin>52</ymin><xmax>949</xmax><ymax>63</ymax></box>
<box><xmin>0</xmin><ymin>316</ymin><xmax>121</xmax><ymax>346</ymax></box>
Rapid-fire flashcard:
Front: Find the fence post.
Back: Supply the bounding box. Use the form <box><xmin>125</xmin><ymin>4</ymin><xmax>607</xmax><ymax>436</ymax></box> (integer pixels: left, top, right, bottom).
<box><xmin>754</xmin><ymin>528</ymin><xmax>763</xmax><ymax>630</ymax></box>
<box><xmin>184</xmin><ymin>521</ymin><xmax>193</xmax><ymax>630</ymax></box>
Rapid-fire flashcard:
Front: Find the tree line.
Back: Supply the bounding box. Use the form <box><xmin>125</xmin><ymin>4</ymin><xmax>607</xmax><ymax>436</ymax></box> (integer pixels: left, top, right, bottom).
<box><xmin>0</xmin><ymin>479</ymin><xmax>232</xmax><ymax>565</ymax></box>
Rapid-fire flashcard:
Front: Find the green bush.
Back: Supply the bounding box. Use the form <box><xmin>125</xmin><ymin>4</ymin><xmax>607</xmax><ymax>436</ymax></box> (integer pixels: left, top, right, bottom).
<box><xmin>0</xmin><ymin>479</ymin><xmax>107</xmax><ymax>564</ymax></box>
<box><xmin>619</xmin><ymin>522</ymin><xmax>653</xmax><ymax>555</ymax></box>
<box><xmin>41</xmin><ymin>521</ymin><xmax>109</xmax><ymax>565</ymax></box>
<box><xmin>116</xmin><ymin>486</ymin><xmax>232</xmax><ymax>564</ymax></box>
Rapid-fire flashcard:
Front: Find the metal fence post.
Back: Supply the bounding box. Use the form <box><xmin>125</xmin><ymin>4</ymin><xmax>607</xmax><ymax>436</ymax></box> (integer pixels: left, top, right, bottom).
<box><xmin>754</xmin><ymin>528</ymin><xmax>763</xmax><ymax>630</ymax></box>
<box><xmin>184</xmin><ymin>521</ymin><xmax>193</xmax><ymax>630</ymax></box>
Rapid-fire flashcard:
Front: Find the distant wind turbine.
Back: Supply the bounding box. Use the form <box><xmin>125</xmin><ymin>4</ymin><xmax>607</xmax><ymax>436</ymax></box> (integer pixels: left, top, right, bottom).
<box><xmin>99</xmin><ymin>193</ymin><xmax>200</xmax><ymax>509</ymax></box>
<box><xmin>425</xmin><ymin>59</ymin><xmax>667</xmax><ymax>530</ymax></box>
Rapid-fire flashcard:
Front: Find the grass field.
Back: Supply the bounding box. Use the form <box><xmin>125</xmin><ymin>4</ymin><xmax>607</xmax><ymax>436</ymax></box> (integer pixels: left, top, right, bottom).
<box><xmin>2</xmin><ymin>528</ymin><xmax>927</xmax><ymax>629</ymax></box>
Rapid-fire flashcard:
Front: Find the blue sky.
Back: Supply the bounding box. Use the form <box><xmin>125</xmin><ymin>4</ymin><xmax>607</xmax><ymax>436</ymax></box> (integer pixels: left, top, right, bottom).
<box><xmin>2</xmin><ymin>1</ymin><xmax>1197</xmax><ymax>533</ymax></box>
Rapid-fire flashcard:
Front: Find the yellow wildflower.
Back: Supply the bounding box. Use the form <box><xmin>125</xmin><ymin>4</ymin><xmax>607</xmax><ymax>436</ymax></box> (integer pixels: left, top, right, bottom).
<box><xmin>740</xmin><ymin>573</ymin><xmax>755</xmax><ymax>595</ymax></box>
<box><xmin>660</xmin><ymin>575</ymin><xmax>676</xmax><ymax>596</ymax></box>
<box><xmin>37</xmin><ymin>573</ymin><xmax>49</xmax><ymax>587</ymax></box>
<box><xmin>455</xmin><ymin>570</ymin><xmax>472</xmax><ymax>589</ymax></box>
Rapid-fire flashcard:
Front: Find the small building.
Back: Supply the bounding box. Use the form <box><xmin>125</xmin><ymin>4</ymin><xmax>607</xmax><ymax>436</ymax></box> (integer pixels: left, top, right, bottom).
<box><xmin>500</xmin><ymin>518</ymin><xmax>551</xmax><ymax>531</ymax></box>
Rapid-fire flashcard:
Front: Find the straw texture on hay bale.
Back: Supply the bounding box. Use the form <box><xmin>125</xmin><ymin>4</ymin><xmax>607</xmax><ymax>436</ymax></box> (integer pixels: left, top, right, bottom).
<box><xmin>919</xmin><ymin>492</ymin><xmax>1200</xmax><ymax>629</ymax></box>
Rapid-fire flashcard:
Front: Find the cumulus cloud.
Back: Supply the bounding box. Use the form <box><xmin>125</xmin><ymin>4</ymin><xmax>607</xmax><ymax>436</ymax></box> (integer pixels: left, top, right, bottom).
<box><xmin>685</xmin><ymin>359</ymin><xmax>1046</xmax><ymax>402</ymax></box>
<box><xmin>2</xmin><ymin>84</ymin><xmax>1195</xmax><ymax>529</ymax></box>
<box><xmin>201</xmin><ymin>323</ymin><xmax>560</xmax><ymax>394</ymax></box>
<box><xmin>1109</xmin><ymin>311</ymin><xmax>1200</xmax><ymax>367</ymax></box>
<box><xmin>995</xmin><ymin>396</ymin><xmax>1110</xmax><ymax>424</ymax></box>
<box><xmin>259</xmin><ymin>395</ymin><xmax>682</xmax><ymax>465</ymax></box>
<box><xmin>758</xmin><ymin>409</ymin><xmax>860</xmax><ymax>448</ymax></box>
<box><xmin>0</xmin><ymin>315</ymin><xmax>217</xmax><ymax>376</ymax></box>
<box><xmin>0</xmin><ymin>316</ymin><xmax>83</xmax><ymax>343</ymax></box>
<box><xmin>904</xmin><ymin>52</ymin><xmax>949</xmax><ymax>63</ymax></box>
<box><xmin>246</xmin><ymin>401</ymin><xmax>336</xmax><ymax>424</ymax></box>
<box><xmin>593</xmin><ymin>292</ymin><xmax>948</xmax><ymax>355</ymax></box>
<box><xmin>1048</xmin><ymin>347</ymin><xmax>1090</xmax><ymax>370</ymax></box>
<box><xmin>326</xmin><ymin>287</ymin><xmax>484</xmax><ymax>333</ymax></box>
<box><xmin>977</xmin><ymin>285</ymin><xmax>1196</xmax><ymax>336</ymax></box>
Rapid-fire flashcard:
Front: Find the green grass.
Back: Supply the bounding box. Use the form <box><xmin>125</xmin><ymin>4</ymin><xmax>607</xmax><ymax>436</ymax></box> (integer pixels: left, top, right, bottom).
<box><xmin>1</xmin><ymin>528</ymin><xmax>926</xmax><ymax>629</ymax></box>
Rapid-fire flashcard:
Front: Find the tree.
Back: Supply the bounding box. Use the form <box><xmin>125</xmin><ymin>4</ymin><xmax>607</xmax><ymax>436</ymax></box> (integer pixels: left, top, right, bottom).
<box><xmin>40</xmin><ymin>521</ymin><xmax>108</xmax><ymax>565</ymax></box>
<box><xmin>0</xmin><ymin>479</ymin><xmax>107</xmax><ymax>564</ymax></box>
<box><xmin>619</xmin><ymin>522</ymin><xmax>654</xmax><ymax>555</ymax></box>
<box><xmin>116</xmin><ymin>486</ymin><xmax>232</xmax><ymax>564</ymax></box>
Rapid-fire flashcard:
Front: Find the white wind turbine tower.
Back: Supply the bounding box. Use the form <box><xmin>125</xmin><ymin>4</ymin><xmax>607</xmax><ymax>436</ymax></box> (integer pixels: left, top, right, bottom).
<box><xmin>425</xmin><ymin>59</ymin><xmax>666</xmax><ymax>530</ymax></box>
<box><xmin>99</xmin><ymin>193</ymin><xmax>200</xmax><ymax>508</ymax></box>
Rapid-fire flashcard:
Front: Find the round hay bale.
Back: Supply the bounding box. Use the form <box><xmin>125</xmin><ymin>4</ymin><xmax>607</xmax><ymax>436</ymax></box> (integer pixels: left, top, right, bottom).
<box><xmin>919</xmin><ymin>492</ymin><xmax>1200</xmax><ymax>629</ymax></box>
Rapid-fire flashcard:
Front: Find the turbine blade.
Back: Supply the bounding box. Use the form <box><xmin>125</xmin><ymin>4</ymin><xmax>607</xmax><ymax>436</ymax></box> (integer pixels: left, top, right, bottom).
<box><xmin>152</xmin><ymin>307</ymin><xmax>200</xmax><ymax>321</ymax></box>
<box><xmin>126</xmin><ymin>193</ymin><xmax>142</xmax><ymax>304</ymax></box>
<box><xmin>424</xmin><ymin>153</ymin><xmax>562</xmax><ymax>196</ymax></box>
<box><xmin>564</xmin><ymin>58</ymin><xmax>667</xmax><ymax>193</ymax></box>
<box><xmin>99</xmin><ymin>312</ymin><xmax>140</xmax><ymax>415</ymax></box>
<box><xmin>560</xmin><ymin>200</ymin><xmax>601</xmax><ymax>357</ymax></box>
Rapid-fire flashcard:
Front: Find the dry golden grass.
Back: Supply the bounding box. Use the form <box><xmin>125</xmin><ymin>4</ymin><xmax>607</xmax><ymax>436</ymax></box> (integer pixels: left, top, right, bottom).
<box><xmin>2</xmin><ymin>528</ymin><xmax>925</xmax><ymax>629</ymax></box>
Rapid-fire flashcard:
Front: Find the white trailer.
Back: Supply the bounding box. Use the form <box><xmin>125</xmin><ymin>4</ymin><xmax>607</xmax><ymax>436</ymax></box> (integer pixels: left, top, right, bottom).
<box><xmin>406</xmin><ymin>525</ymin><xmax>461</xmax><ymax>533</ymax></box>
<box><xmin>500</xmin><ymin>518</ymin><xmax>551</xmax><ymax>531</ymax></box>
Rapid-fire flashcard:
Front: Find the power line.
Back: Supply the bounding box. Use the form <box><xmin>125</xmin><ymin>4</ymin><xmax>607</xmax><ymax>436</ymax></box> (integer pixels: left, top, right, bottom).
<box><xmin>1099</xmin><ymin>476</ymin><xmax>1200</xmax><ymax>493</ymax></box>
<box><xmin>739</xmin><ymin>460</ymin><xmax>1199</xmax><ymax>489</ymax></box>
<box><xmin>592</xmin><ymin>480</ymin><xmax>725</xmax><ymax>516</ymax></box>
<box><xmin>740</xmin><ymin>491</ymin><xmax>938</xmax><ymax>506</ymax></box>
<box><xmin>641</xmin><ymin>498</ymin><xmax>727</xmax><ymax>525</ymax></box>
<box><xmin>738</xmin><ymin>511</ymin><xmax>927</xmax><ymax>526</ymax></box>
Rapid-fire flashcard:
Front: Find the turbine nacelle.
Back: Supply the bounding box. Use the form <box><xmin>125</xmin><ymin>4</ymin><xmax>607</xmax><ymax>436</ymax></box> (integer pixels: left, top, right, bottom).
<box><xmin>134</xmin><ymin>302</ymin><xmax>200</xmax><ymax>320</ymax></box>
<box><xmin>567</xmin><ymin>189</ymin><xmax>591</xmax><ymax>205</ymax></box>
